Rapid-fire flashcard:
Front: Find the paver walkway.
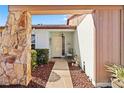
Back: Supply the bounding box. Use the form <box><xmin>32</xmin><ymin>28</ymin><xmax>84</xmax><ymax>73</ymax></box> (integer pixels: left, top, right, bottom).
<box><xmin>46</xmin><ymin>58</ymin><xmax>73</xmax><ymax>88</ymax></box>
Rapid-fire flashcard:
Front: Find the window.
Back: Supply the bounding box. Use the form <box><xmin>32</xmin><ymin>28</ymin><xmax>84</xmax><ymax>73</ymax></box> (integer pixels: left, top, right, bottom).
<box><xmin>31</xmin><ymin>34</ymin><xmax>35</xmax><ymax>49</ymax></box>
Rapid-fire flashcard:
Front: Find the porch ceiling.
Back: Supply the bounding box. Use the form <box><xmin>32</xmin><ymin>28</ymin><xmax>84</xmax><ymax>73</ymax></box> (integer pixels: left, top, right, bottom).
<box><xmin>9</xmin><ymin>5</ymin><xmax>123</xmax><ymax>15</ymax></box>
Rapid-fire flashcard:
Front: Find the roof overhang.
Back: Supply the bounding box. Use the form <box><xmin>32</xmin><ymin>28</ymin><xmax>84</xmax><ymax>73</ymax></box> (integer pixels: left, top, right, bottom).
<box><xmin>0</xmin><ymin>25</ymin><xmax>76</xmax><ymax>31</ymax></box>
<box><xmin>8</xmin><ymin>5</ymin><xmax>123</xmax><ymax>15</ymax></box>
<box><xmin>32</xmin><ymin>25</ymin><xmax>76</xmax><ymax>29</ymax></box>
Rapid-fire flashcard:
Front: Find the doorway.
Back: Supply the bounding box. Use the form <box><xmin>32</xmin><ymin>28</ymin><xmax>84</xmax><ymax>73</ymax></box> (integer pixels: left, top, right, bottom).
<box><xmin>51</xmin><ymin>35</ymin><xmax>62</xmax><ymax>57</ymax></box>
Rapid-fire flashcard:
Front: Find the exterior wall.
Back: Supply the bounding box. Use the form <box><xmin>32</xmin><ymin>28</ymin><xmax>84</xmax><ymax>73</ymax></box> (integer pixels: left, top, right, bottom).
<box><xmin>32</xmin><ymin>29</ymin><xmax>49</xmax><ymax>49</ymax></box>
<box><xmin>120</xmin><ymin>10</ymin><xmax>124</xmax><ymax>66</ymax></box>
<box><xmin>68</xmin><ymin>9</ymin><xmax>122</xmax><ymax>86</ymax></box>
<box><xmin>73</xmin><ymin>31</ymin><xmax>81</xmax><ymax>65</ymax></box>
<box><xmin>49</xmin><ymin>32</ymin><xmax>74</xmax><ymax>57</ymax></box>
<box><xmin>32</xmin><ymin>29</ymin><xmax>74</xmax><ymax>58</ymax></box>
<box><xmin>76</xmin><ymin>14</ymin><xmax>96</xmax><ymax>85</ymax></box>
<box><xmin>64</xmin><ymin>32</ymin><xmax>74</xmax><ymax>54</ymax></box>
<box><xmin>94</xmin><ymin>9</ymin><xmax>121</xmax><ymax>85</ymax></box>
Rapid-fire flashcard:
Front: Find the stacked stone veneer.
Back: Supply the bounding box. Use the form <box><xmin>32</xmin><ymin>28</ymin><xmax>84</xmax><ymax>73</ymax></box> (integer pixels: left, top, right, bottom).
<box><xmin>0</xmin><ymin>11</ymin><xmax>32</xmax><ymax>85</ymax></box>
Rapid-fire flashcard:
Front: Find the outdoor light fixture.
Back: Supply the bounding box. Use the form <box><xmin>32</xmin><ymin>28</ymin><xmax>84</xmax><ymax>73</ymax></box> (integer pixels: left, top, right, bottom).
<box><xmin>61</xmin><ymin>33</ymin><xmax>64</xmax><ymax>37</ymax></box>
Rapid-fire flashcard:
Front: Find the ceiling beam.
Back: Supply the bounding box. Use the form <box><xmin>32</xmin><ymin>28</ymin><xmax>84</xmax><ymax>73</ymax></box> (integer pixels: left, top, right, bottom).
<box><xmin>30</xmin><ymin>10</ymin><xmax>93</xmax><ymax>15</ymax></box>
<box><xmin>9</xmin><ymin>5</ymin><xmax>123</xmax><ymax>14</ymax></box>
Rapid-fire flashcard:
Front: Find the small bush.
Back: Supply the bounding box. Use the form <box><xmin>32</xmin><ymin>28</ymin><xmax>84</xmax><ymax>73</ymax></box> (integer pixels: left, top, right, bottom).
<box><xmin>31</xmin><ymin>50</ymin><xmax>38</xmax><ymax>69</ymax></box>
<box><xmin>36</xmin><ymin>49</ymin><xmax>49</xmax><ymax>64</ymax></box>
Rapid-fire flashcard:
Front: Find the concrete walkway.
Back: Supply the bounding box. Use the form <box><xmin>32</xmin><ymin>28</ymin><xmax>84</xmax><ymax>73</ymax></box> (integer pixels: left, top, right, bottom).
<box><xmin>46</xmin><ymin>59</ymin><xmax>73</xmax><ymax>88</ymax></box>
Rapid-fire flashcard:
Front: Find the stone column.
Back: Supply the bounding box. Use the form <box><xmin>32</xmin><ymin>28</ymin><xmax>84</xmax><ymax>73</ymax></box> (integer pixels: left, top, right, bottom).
<box><xmin>0</xmin><ymin>11</ymin><xmax>32</xmax><ymax>85</ymax></box>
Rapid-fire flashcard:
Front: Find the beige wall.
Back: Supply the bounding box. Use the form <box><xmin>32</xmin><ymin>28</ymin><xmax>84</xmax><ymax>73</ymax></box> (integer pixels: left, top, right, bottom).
<box><xmin>93</xmin><ymin>9</ymin><xmax>121</xmax><ymax>84</ymax></box>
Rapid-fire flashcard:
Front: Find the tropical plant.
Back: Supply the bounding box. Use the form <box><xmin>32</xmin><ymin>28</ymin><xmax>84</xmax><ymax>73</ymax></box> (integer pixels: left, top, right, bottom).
<box><xmin>105</xmin><ymin>64</ymin><xmax>124</xmax><ymax>81</ymax></box>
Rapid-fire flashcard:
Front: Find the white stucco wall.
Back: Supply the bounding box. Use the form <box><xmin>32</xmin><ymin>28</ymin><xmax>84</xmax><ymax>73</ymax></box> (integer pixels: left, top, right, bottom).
<box><xmin>32</xmin><ymin>29</ymin><xmax>74</xmax><ymax>58</ymax></box>
<box><xmin>32</xmin><ymin>29</ymin><xmax>49</xmax><ymax>49</ymax></box>
<box><xmin>73</xmin><ymin>31</ymin><xmax>81</xmax><ymax>64</ymax></box>
<box><xmin>76</xmin><ymin>14</ymin><xmax>96</xmax><ymax>85</ymax></box>
<box><xmin>64</xmin><ymin>32</ymin><xmax>74</xmax><ymax>54</ymax></box>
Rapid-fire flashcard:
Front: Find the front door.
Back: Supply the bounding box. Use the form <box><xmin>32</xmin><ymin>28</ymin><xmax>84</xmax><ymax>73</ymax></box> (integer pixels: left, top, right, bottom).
<box><xmin>51</xmin><ymin>36</ymin><xmax>62</xmax><ymax>57</ymax></box>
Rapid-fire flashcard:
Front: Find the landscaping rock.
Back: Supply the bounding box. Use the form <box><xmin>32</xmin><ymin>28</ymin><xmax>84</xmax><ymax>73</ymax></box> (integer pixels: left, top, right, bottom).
<box><xmin>0</xmin><ymin>62</ymin><xmax>55</xmax><ymax>88</ymax></box>
<box><xmin>68</xmin><ymin>62</ymin><xmax>94</xmax><ymax>88</ymax></box>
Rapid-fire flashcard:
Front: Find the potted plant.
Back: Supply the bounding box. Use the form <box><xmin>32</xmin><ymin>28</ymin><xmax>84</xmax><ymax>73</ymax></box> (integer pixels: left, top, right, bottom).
<box><xmin>105</xmin><ymin>64</ymin><xmax>124</xmax><ymax>88</ymax></box>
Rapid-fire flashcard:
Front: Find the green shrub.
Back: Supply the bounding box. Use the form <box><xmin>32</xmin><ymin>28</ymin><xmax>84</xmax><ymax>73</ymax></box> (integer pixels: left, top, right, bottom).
<box><xmin>31</xmin><ymin>50</ymin><xmax>38</xmax><ymax>69</ymax></box>
<box><xmin>36</xmin><ymin>49</ymin><xmax>49</xmax><ymax>64</ymax></box>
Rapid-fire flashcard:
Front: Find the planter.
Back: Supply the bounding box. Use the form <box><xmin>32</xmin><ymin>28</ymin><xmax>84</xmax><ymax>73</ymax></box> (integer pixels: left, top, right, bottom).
<box><xmin>111</xmin><ymin>79</ymin><xmax>124</xmax><ymax>88</ymax></box>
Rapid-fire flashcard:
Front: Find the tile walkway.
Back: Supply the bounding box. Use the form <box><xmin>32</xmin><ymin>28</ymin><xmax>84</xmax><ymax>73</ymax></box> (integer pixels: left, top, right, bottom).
<box><xmin>46</xmin><ymin>58</ymin><xmax>73</xmax><ymax>88</ymax></box>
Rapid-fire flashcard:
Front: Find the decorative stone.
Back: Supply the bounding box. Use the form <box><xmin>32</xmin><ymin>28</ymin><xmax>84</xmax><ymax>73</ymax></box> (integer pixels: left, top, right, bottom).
<box><xmin>1</xmin><ymin>62</ymin><xmax>7</xmax><ymax>71</ymax></box>
<box><xmin>0</xmin><ymin>11</ymin><xmax>32</xmax><ymax>85</ymax></box>
<box><xmin>3</xmin><ymin>47</ymin><xmax>9</xmax><ymax>55</ymax></box>
<box><xmin>14</xmin><ymin>63</ymin><xmax>24</xmax><ymax>80</ymax></box>
<box><xmin>19</xmin><ymin>76</ymin><xmax>26</xmax><ymax>85</ymax></box>
<box><xmin>6</xmin><ymin>55</ymin><xmax>16</xmax><ymax>64</ymax></box>
<box><xmin>0</xmin><ymin>74</ymin><xmax>9</xmax><ymax>85</ymax></box>
<box><xmin>11</xmin><ymin>79</ymin><xmax>17</xmax><ymax>84</ymax></box>
<box><xmin>0</xmin><ymin>67</ymin><xmax>4</xmax><ymax>76</ymax></box>
<box><xmin>5</xmin><ymin>62</ymin><xmax>14</xmax><ymax>70</ymax></box>
<box><xmin>6</xmin><ymin>69</ymin><xmax>16</xmax><ymax>80</ymax></box>
<box><xmin>15</xmin><ymin>59</ymin><xmax>20</xmax><ymax>64</ymax></box>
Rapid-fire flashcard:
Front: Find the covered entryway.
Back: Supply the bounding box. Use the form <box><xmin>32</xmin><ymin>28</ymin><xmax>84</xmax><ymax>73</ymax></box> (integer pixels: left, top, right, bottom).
<box><xmin>0</xmin><ymin>5</ymin><xmax>124</xmax><ymax>87</ymax></box>
<box><xmin>50</xmin><ymin>31</ymin><xmax>74</xmax><ymax>58</ymax></box>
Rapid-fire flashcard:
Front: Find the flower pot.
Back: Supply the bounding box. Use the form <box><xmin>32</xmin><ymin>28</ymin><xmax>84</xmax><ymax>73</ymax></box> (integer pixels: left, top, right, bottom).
<box><xmin>111</xmin><ymin>79</ymin><xmax>124</xmax><ymax>88</ymax></box>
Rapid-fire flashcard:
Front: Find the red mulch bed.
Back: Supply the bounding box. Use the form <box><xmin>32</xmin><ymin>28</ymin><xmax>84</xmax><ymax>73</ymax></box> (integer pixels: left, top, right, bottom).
<box><xmin>68</xmin><ymin>62</ymin><xmax>95</xmax><ymax>88</ymax></box>
<box><xmin>0</xmin><ymin>62</ymin><xmax>55</xmax><ymax>88</ymax></box>
<box><xmin>28</xmin><ymin>62</ymin><xmax>55</xmax><ymax>88</ymax></box>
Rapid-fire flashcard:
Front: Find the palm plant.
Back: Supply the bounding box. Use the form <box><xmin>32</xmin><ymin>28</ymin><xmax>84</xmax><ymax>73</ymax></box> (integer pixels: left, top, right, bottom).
<box><xmin>105</xmin><ymin>64</ymin><xmax>124</xmax><ymax>81</ymax></box>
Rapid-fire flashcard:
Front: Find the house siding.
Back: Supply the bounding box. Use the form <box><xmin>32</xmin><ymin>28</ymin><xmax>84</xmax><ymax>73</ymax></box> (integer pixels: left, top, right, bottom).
<box><xmin>94</xmin><ymin>9</ymin><xmax>121</xmax><ymax>84</ymax></box>
<box><xmin>68</xmin><ymin>9</ymin><xmax>122</xmax><ymax>86</ymax></box>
